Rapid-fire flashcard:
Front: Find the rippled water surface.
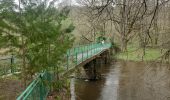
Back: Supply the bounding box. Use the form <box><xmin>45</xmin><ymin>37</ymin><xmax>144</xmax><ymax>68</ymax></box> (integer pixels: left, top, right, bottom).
<box><xmin>70</xmin><ymin>60</ymin><xmax>170</xmax><ymax>100</ymax></box>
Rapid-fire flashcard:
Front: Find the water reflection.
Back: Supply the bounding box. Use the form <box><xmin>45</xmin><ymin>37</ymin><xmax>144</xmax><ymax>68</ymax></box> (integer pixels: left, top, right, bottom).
<box><xmin>71</xmin><ymin>60</ymin><xmax>170</xmax><ymax>100</ymax></box>
<box><xmin>99</xmin><ymin>64</ymin><xmax>120</xmax><ymax>100</ymax></box>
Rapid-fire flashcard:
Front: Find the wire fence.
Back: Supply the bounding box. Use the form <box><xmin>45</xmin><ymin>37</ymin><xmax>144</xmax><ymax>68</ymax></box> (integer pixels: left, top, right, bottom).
<box><xmin>0</xmin><ymin>55</ymin><xmax>21</xmax><ymax>76</ymax></box>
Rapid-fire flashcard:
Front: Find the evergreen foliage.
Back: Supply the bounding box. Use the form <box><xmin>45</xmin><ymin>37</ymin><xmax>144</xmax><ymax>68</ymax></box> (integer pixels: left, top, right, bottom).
<box><xmin>0</xmin><ymin>0</ymin><xmax>74</xmax><ymax>79</ymax></box>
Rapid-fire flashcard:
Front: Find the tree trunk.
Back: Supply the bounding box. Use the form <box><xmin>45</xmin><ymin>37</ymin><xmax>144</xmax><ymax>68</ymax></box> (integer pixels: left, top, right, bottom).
<box><xmin>121</xmin><ymin>37</ymin><xmax>127</xmax><ymax>52</ymax></box>
<box><xmin>120</xmin><ymin>0</ymin><xmax>127</xmax><ymax>52</ymax></box>
<box><xmin>21</xmin><ymin>35</ymin><xmax>27</xmax><ymax>88</ymax></box>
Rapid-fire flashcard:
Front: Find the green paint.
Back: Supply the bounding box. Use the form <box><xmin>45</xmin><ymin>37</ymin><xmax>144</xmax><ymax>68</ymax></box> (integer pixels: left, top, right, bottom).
<box><xmin>17</xmin><ymin>43</ymin><xmax>112</xmax><ymax>100</ymax></box>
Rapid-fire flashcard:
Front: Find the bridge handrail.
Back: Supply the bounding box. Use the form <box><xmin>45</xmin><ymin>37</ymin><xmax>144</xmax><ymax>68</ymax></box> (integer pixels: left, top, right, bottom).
<box><xmin>16</xmin><ymin>42</ymin><xmax>112</xmax><ymax>100</ymax></box>
<box><xmin>67</xmin><ymin>43</ymin><xmax>107</xmax><ymax>56</ymax></box>
<box><xmin>17</xmin><ymin>72</ymin><xmax>51</xmax><ymax>100</ymax></box>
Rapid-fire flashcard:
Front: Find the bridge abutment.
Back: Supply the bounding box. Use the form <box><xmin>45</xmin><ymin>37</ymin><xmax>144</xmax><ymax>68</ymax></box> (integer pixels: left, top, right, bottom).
<box><xmin>83</xmin><ymin>50</ymin><xmax>110</xmax><ymax>80</ymax></box>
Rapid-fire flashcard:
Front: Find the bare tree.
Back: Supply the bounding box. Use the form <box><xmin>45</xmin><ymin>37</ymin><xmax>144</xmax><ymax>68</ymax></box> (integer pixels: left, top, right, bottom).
<box><xmin>75</xmin><ymin>0</ymin><xmax>170</xmax><ymax>51</ymax></box>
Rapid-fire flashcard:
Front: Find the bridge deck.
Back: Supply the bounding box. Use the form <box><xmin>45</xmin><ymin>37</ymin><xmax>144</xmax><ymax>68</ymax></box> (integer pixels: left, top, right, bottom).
<box><xmin>17</xmin><ymin>43</ymin><xmax>112</xmax><ymax>100</ymax></box>
<box><xmin>66</xmin><ymin>47</ymin><xmax>109</xmax><ymax>72</ymax></box>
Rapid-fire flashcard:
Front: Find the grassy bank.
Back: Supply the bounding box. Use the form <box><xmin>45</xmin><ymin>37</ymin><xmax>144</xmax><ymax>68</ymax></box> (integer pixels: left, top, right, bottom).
<box><xmin>115</xmin><ymin>45</ymin><xmax>162</xmax><ymax>61</ymax></box>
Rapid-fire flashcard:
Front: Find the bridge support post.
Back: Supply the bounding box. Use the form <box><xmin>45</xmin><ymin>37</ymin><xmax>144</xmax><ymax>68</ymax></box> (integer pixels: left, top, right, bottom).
<box><xmin>76</xmin><ymin>49</ymin><xmax>111</xmax><ymax>80</ymax></box>
<box><xmin>100</xmin><ymin>50</ymin><xmax>111</xmax><ymax>64</ymax></box>
<box><xmin>83</xmin><ymin>60</ymin><xmax>96</xmax><ymax>80</ymax></box>
<box><xmin>83</xmin><ymin>58</ymin><xmax>103</xmax><ymax>80</ymax></box>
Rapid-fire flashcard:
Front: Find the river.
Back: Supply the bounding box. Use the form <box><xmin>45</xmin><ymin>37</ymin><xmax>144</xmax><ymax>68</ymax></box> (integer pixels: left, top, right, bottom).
<box><xmin>70</xmin><ymin>60</ymin><xmax>170</xmax><ymax>100</ymax></box>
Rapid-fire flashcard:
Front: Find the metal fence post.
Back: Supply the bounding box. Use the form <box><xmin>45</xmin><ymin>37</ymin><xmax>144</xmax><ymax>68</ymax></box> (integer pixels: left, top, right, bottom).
<box><xmin>90</xmin><ymin>47</ymin><xmax>91</xmax><ymax>57</ymax></box>
<box><xmin>82</xmin><ymin>50</ymin><xmax>83</xmax><ymax>62</ymax></box>
<box><xmin>92</xmin><ymin>44</ymin><xmax>93</xmax><ymax>55</ymax></box>
<box><xmin>78</xmin><ymin>46</ymin><xmax>79</xmax><ymax>54</ymax></box>
<box><xmin>87</xmin><ymin>46</ymin><xmax>88</xmax><ymax>58</ymax></box>
<box><xmin>74</xmin><ymin>48</ymin><xmax>75</xmax><ymax>55</ymax></box>
<box><xmin>40</xmin><ymin>75</ymin><xmax>43</xmax><ymax>100</ymax></box>
<box><xmin>10</xmin><ymin>54</ymin><xmax>14</xmax><ymax>73</ymax></box>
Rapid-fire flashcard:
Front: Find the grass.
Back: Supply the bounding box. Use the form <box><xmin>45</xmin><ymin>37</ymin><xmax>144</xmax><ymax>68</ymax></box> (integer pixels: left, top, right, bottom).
<box><xmin>115</xmin><ymin>45</ymin><xmax>162</xmax><ymax>61</ymax></box>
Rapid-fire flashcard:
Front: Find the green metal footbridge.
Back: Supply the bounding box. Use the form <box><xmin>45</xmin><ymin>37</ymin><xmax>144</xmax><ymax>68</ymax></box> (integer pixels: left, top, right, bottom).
<box><xmin>16</xmin><ymin>43</ymin><xmax>112</xmax><ymax>100</ymax></box>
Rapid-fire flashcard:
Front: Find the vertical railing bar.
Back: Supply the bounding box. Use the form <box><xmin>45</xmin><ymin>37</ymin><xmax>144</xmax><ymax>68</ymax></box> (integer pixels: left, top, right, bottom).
<box><xmin>82</xmin><ymin>47</ymin><xmax>83</xmax><ymax>62</ymax></box>
<box><xmin>87</xmin><ymin>45</ymin><xmax>88</xmax><ymax>59</ymax></box>
<box><xmin>91</xmin><ymin>44</ymin><xmax>92</xmax><ymax>57</ymax></box>
<box><xmin>76</xmin><ymin>52</ymin><xmax>78</xmax><ymax>65</ymax></box>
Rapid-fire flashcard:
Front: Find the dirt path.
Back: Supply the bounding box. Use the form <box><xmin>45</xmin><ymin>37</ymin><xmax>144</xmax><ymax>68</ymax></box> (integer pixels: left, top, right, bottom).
<box><xmin>0</xmin><ymin>78</ymin><xmax>23</xmax><ymax>100</ymax></box>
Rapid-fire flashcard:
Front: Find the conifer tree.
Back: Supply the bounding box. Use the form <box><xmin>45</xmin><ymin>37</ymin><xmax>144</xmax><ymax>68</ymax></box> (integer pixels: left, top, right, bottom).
<box><xmin>0</xmin><ymin>0</ymin><xmax>74</xmax><ymax>87</ymax></box>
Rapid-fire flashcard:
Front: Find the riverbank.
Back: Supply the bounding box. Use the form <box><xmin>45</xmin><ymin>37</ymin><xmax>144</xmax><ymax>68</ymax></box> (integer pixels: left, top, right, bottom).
<box><xmin>115</xmin><ymin>46</ymin><xmax>163</xmax><ymax>61</ymax></box>
<box><xmin>0</xmin><ymin>74</ymin><xmax>23</xmax><ymax>99</ymax></box>
<box><xmin>47</xmin><ymin>79</ymin><xmax>71</xmax><ymax>100</ymax></box>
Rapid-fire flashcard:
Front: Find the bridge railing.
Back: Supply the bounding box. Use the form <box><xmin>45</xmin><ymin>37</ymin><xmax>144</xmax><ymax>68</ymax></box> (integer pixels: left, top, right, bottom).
<box><xmin>66</xmin><ymin>43</ymin><xmax>111</xmax><ymax>70</ymax></box>
<box><xmin>17</xmin><ymin>43</ymin><xmax>111</xmax><ymax>100</ymax></box>
<box><xmin>17</xmin><ymin>72</ymin><xmax>52</xmax><ymax>100</ymax></box>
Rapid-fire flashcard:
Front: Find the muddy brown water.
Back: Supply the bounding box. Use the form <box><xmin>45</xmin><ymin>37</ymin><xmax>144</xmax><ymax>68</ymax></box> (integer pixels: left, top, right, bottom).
<box><xmin>70</xmin><ymin>60</ymin><xmax>170</xmax><ymax>100</ymax></box>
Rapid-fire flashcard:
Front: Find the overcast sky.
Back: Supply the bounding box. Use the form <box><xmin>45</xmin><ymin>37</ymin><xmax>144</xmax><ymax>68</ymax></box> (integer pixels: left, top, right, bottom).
<box><xmin>14</xmin><ymin>0</ymin><xmax>79</xmax><ymax>6</ymax></box>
